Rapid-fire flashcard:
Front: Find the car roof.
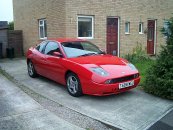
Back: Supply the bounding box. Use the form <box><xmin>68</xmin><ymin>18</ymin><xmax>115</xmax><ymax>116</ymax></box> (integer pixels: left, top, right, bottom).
<box><xmin>48</xmin><ymin>38</ymin><xmax>88</xmax><ymax>43</ymax></box>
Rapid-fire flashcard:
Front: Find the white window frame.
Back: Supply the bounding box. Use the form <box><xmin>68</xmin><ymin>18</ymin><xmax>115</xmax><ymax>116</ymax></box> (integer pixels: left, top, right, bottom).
<box><xmin>125</xmin><ymin>22</ymin><xmax>130</xmax><ymax>34</ymax></box>
<box><xmin>77</xmin><ymin>15</ymin><xmax>94</xmax><ymax>39</ymax></box>
<box><xmin>139</xmin><ymin>22</ymin><xmax>144</xmax><ymax>34</ymax></box>
<box><xmin>39</xmin><ymin>19</ymin><xmax>47</xmax><ymax>39</ymax></box>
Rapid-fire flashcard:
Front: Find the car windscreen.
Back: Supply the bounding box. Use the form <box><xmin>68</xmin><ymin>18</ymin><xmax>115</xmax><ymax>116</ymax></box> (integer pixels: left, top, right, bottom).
<box><xmin>61</xmin><ymin>41</ymin><xmax>103</xmax><ymax>58</ymax></box>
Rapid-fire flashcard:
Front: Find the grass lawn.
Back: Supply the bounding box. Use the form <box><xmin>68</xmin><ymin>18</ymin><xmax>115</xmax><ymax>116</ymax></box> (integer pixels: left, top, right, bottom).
<box><xmin>133</xmin><ymin>59</ymin><xmax>155</xmax><ymax>86</ymax></box>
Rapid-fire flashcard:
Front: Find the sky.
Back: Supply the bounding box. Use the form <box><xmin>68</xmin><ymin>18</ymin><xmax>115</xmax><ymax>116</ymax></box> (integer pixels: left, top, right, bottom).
<box><xmin>0</xmin><ymin>0</ymin><xmax>13</xmax><ymax>22</ymax></box>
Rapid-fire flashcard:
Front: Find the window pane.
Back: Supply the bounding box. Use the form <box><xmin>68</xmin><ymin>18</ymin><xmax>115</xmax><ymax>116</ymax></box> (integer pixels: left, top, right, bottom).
<box><xmin>44</xmin><ymin>42</ymin><xmax>60</xmax><ymax>55</ymax></box>
<box><xmin>78</xmin><ymin>17</ymin><xmax>92</xmax><ymax>37</ymax></box>
<box><xmin>139</xmin><ymin>24</ymin><xmax>142</xmax><ymax>32</ymax></box>
<box><xmin>125</xmin><ymin>22</ymin><xmax>129</xmax><ymax>33</ymax></box>
<box><xmin>40</xmin><ymin>26</ymin><xmax>44</xmax><ymax>38</ymax></box>
<box><xmin>148</xmin><ymin>28</ymin><xmax>153</xmax><ymax>41</ymax></box>
<box><xmin>44</xmin><ymin>20</ymin><xmax>47</xmax><ymax>37</ymax></box>
<box><xmin>39</xmin><ymin>20</ymin><xmax>43</xmax><ymax>25</ymax></box>
<box><xmin>38</xmin><ymin>41</ymin><xmax>47</xmax><ymax>53</ymax></box>
<box><xmin>62</xmin><ymin>41</ymin><xmax>102</xmax><ymax>58</ymax></box>
<box><xmin>139</xmin><ymin>23</ymin><xmax>143</xmax><ymax>33</ymax></box>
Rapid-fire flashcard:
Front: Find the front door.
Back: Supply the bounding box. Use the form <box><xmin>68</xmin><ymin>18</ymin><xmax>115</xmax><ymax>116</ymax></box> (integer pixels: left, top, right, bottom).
<box><xmin>107</xmin><ymin>18</ymin><xmax>119</xmax><ymax>56</ymax></box>
<box><xmin>147</xmin><ymin>20</ymin><xmax>156</xmax><ymax>55</ymax></box>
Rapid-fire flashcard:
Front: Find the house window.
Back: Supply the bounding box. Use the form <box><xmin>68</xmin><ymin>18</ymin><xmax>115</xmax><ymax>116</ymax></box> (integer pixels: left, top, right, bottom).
<box><xmin>39</xmin><ymin>19</ymin><xmax>47</xmax><ymax>39</ymax></box>
<box><xmin>125</xmin><ymin>22</ymin><xmax>130</xmax><ymax>34</ymax></box>
<box><xmin>78</xmin><ymin>16</ymin><xmax>94</xmax><ymax>39</ymax></box>
<box><xmin>139</xmin><ymin>22</ymin><xmax>143</xmax><ymax>34</ymax></box>
<box><xmin>163</xmin><ymin>20</ymin><xmax>170</xmax><ymax>38</ymax></box>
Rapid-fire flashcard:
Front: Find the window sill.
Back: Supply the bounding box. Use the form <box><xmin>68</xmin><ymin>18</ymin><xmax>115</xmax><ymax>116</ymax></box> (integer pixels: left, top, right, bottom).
<box><xmin>139</xmin><ymin>32</ymin><xmax>144</xmax><ymax>35</ymax></box>
<box><xmin>78</xmin><ymin>37</ymin><xmax>94</xmax><ymax>39</ymax></box>
<box><xmin>125</xmin><ymin>33</ymin><xmax>130</xmax><ymax>35</ymax></box>
<box><xmin>39</xmin><ymin>37</ymin><xmax>47</xmax><ymax>40</ymax></box>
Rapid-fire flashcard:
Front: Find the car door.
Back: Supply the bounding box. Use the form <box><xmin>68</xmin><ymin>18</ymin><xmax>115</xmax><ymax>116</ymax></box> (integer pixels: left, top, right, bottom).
<box><xmin>43</xmin><ymin>41</ymin><xmax>66</xmax><ymax>84</ymax></box>
<box><xmin>32</xmin><ymin>41</ymin><xmax>48</xmax><ymax>76</ymax></box>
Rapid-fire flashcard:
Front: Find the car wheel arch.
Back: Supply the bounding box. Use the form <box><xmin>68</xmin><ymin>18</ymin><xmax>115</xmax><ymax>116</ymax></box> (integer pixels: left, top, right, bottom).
<box><xmin>27</xmin><ymin>58</ymin><xmax>31</xmax><ymax>64</ymax></box>
<box><xmin>65</xmin><ymin>70</ymin><xmax>76</xmax><ymax>79</ymax></box>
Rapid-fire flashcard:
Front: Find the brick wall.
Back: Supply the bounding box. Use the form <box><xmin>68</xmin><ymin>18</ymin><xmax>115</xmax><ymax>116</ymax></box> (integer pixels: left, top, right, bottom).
<box><xmin>8</xmin><ymin>30</ymin><xmax>23</xmax><ymax>57</ymax></box>
<box><xmin>13</xmin><ymin>0</ymin><xmax>173</xmax><ymax>56</ymax></box>
<box><xmin>0</xmin><ymin>29</ymin><xmax>8</xmax><ymax>58</ymax></box>
<box><xmin>65</xmin><ymin>0</ymin><xmax>173</xmax><ymax>56</ymax></box>
<box><xmin>13</xmin><ymin>0</ymin><xmax>66</xmax><ymax>52</ymax></box>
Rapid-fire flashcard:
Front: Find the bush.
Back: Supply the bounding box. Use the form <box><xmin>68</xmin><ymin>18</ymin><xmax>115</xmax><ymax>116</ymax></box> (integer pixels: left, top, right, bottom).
<box><xmin>8</xmin><ymin>21</ymin><xmax>14</xmax><ymax>30</ymax></box>
<box><xmin>143</xmin><ymin>17</ymin><xmax>173</xmax><ymax>100</ymax></box>
<box><xmin>124</xmin><ymin>43</ymin><xmax>154</xmax><ymax>86</ymax></box>
<box><xmin>124</xmin><ymin>42</ymin><xmax>150</xmax><ymax>63</ymax></box>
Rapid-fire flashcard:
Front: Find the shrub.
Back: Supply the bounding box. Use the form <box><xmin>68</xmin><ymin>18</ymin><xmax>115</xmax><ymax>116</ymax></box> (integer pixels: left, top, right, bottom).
<box><xmin>124</xmin><ymin>43</ymin><xmax>154</xmax><ymax>86</ymax></box>
<box><xmin>143</xmin><ymin>17</ymin><xmax>173</xmax><ymax>100</ymax></box>
<box><xmin>124</xmin><ymin>42</ymin><xmax>150</xmax><ymax>63</ymax></box>
<box><xmin>8</xmin><ymin>21</ymin><xmax>14</xmax><ymax>30</ymax></box>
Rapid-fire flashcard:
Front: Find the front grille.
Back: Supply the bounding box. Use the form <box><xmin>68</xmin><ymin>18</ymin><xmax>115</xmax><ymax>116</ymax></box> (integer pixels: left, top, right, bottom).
<box><xmin>109</xmin><ymin>73</ymin><xmax>139</xmax><ymax>84</ymax></box>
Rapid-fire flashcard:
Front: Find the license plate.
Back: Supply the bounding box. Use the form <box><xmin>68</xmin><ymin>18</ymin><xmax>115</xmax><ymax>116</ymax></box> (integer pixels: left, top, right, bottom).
<box><xmin>119</xmin><ymin>80</ymin><xmax>134</xmax><ymax>89</ymax></box>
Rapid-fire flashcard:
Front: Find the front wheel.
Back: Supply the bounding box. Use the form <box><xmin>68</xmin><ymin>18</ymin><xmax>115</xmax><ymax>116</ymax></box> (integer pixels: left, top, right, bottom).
<box><xmin>27</xmin><ymin>60</ymin><xmax>38</xmax><ymax>78</ymax></box>
<box><xmin>66</xmin><ymin>73</ymin><xmax>83</xmax><ymax>97</ymax></box>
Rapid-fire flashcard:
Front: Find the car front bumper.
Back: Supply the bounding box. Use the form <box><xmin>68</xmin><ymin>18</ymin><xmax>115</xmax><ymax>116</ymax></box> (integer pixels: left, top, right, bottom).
<box><xmin>81</xmin><ymin>77</ymin><xmax>141</xmax><ymax>96</ymax></box>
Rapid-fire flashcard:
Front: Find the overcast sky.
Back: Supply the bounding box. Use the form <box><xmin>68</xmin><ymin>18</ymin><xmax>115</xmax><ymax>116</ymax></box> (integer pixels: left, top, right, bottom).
<box><xmin>0</xmin><ymin>0</ymin><xmax>13</xmax><ymax>22</ymax></box>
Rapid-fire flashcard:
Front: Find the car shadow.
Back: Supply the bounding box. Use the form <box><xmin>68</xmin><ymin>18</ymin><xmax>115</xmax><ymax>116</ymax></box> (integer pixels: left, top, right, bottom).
<box><xmin>35</xmin><ymin>74</ymin><xmax>136</xmax><ymax>101</ymax></box>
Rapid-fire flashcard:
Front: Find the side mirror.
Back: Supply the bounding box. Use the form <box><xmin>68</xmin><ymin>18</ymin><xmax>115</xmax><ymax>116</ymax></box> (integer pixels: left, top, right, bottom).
<box><xmin>53</xmin><ymin>52</ymin><xmax>62</xmax><ymax>57</ymax></box>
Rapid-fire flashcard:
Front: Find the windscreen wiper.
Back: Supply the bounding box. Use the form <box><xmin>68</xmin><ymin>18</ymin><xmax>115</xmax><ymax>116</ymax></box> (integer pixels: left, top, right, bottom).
<box><xmin>78</xmin><ymin>53</ymin><xmax>97</xmax><ymax>57</ymax></box>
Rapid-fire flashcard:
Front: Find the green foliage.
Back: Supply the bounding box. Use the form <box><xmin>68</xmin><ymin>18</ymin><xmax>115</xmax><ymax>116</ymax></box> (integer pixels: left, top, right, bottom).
<box><xmin>134</xmin><ymin>60</ymin><xmax>155</xmax><ymax>86</ymax></box>
<box><xmin>143</xmin><ymin>17</ymin><xmax>173</xmax><ymax>100</ymax></box>
<box><xmin>8</xmin><ymin>21</ymin><xmax>14</xmax><ymax>30</ymax></box>
<box><xmin>124</xmin><ymin>43</ymin><xmax>154</xmax><ymax>86</ymax></box>
<box><xmin>124</xmin><ymin>42</ymin><xmax>150</xmax><ymax>63</ymax></box>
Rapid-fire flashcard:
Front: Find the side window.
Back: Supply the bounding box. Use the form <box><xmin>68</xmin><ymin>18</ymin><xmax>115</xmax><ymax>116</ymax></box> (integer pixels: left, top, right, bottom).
<box><xmin>36</xmin><ymin>41</ymin><xmax>47</xmax><ymax>53</ymax></box>
<box><xmin>44</xmin><ymin>42</ymin><xmax>60</xmax><ymax>55</ymax></box>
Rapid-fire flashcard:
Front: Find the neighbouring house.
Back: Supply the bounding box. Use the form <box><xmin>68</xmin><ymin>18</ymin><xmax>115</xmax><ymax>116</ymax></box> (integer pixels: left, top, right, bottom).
<box><xmin>0</xmin><ymin>21</ymin><xmax>23</xmax><ymax>58</ymax></box>
<box><xmin>13</xmin><ymin>0</ymin><xmax>173</xmax><ymax>56</ymax></box>
<box><xmin>0</xmin><ymin>21</ymin><xmax>8</xmax><ymax>58</ymax></box>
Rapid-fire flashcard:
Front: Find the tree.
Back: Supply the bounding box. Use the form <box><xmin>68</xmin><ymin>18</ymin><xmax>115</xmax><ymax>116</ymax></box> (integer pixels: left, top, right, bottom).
<box><xmin>8</xmin><ymin>21</ymin><xmax>14</xmax><ymax>30</ymax></box>
<box><xmin>143</xmin><ymin>17</ymin><xmax>173</xmax><ymax>99</ymax></box>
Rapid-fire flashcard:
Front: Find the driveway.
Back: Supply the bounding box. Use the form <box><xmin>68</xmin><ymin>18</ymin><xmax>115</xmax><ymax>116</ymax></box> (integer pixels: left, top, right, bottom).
<box><xmin>0</xmin><ymin>58</ymin><xmax>173</xmax><ymax>130</ymax></box>
<box><xmin>0</xmin><ymin>74</ymin><xmax>83</xmax><ymax>130</ymax></box>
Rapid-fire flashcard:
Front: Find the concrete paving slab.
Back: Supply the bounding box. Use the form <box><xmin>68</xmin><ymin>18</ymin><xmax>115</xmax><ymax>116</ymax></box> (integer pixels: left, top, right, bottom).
<box><xmin>0</xmin><ymin>59</ymin><xmax>173</xmax><ymax>130</ymax></box>
<box><xmin>0</xmin><ymin>74</ymin><xmax>83</xmax><ymax>130</ymax></box>
<box><xmin>0</xmin><ymin>74</ymin><xmax>42</xmax><ymax>118</ymax></box>
<box><xmin>0</xmin><ymin>109</ymin><xmax>83</xmax><ymax>130</ymax></box>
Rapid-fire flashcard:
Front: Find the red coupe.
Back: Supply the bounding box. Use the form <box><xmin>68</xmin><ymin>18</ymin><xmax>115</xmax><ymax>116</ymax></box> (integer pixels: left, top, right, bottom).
<box><xmin>27</xmin><ymin>38</ymin><xmax>140</xmax><ymax>97</ymax></box>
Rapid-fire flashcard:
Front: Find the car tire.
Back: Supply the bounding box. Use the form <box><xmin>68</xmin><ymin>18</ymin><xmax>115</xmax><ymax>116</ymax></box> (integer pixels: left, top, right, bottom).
<box><xmin>27</xmin><ymin>60</ymin><xmax>38</xmax><ymax>78</ymax></box>
<box><xmin>66</xmin><ymin>72</ymin><xmax>83</xmax><ymax>97</ymax></box>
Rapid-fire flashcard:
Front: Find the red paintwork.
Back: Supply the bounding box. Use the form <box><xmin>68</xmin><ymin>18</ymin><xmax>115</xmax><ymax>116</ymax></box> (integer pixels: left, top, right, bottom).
<box><xmin>27</xmin><ymin>38</ymin><xmax>140</xmax><ymax>96</ymax></box>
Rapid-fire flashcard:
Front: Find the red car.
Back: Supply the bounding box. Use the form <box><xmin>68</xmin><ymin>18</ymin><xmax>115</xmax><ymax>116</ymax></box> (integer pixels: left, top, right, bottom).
<box><xmin>27</xmin><ymin>38</ymin><xmax>140</xmax><ymax>97</ymax></box>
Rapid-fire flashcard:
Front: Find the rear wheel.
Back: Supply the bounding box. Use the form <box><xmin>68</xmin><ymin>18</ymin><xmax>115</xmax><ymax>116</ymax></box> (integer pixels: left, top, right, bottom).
<box><xmin>27</xmin><ymin>60</ymin><xmax>38</xmax><ymax>78</ymax></box>
<box><xmin>66</xmin><ymin>73</ymin><xmax>83</xmax><ymax>97</ymax></box>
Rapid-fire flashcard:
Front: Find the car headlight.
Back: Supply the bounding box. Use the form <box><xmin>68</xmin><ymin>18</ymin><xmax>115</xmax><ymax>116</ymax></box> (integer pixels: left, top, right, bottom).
<box><xmin>128</xmin><ymin>63</ymin><xmax>137</xmax><ymax>70</ymax></box>
<box><xmin>90</xmin><ymin>67</ymin><xmax>109</xmax><ymax>76</ymax></box>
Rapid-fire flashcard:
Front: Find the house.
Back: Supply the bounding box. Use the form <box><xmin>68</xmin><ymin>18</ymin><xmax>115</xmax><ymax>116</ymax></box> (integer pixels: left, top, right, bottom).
<box><xmin>0</xmin><ymin>21</ymin><xmax>8</xmax><ymax>58</ymax></box>
<box><xmin>13</xmin><ymin>0</ymin><xmax>173</xmax><ymax>56</ymax></box>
